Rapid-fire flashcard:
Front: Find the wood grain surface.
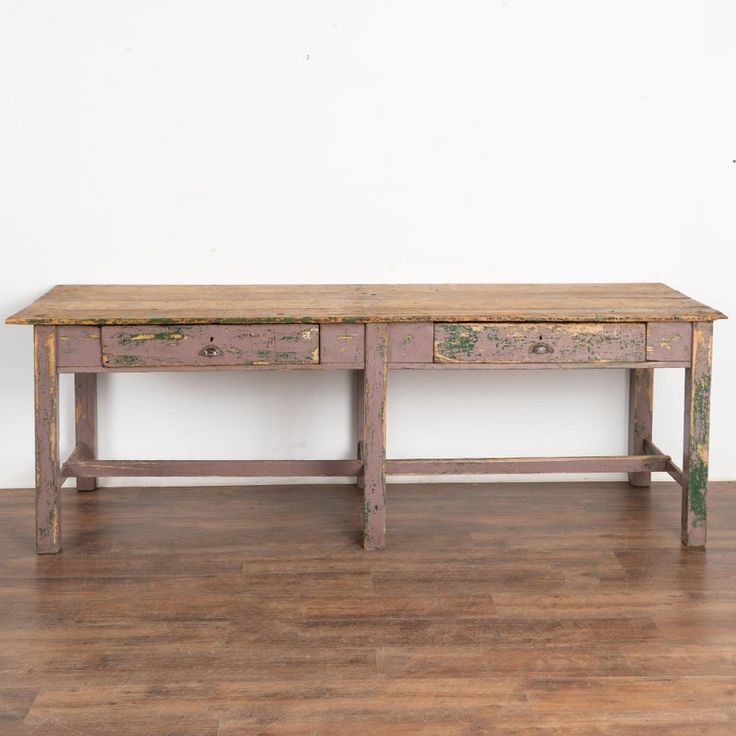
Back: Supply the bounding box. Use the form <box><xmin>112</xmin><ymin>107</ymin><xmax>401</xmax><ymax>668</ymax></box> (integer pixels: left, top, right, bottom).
<box><xmin>6</xmin><ymin>283</ymin><xmax>726</xmax><ymax>325</ymax></box>
<box><xmin>0</xmin><ymin>480</ymin><xmax>735</xmax><ymax>734</ymax></box>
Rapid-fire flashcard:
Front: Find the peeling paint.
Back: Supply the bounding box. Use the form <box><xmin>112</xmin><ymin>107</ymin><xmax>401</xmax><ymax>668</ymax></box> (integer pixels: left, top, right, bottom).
<box><xmin>111</xmin><ymin>355</ymin><xmax>141</xmax><ymax>366</ymax></box>
<box><xmin>437</xmin><ymin>324</ymin><xmax>481</xmax><ymax>360</ymax></box>
<box><xmin>123</xmin><ymin>331</ymin><xmax>186</xmax><ymax>343</ymax></box>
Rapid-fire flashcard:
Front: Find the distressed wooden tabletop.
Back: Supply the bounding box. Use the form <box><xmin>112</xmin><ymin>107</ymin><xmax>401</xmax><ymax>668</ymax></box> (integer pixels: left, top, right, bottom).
<box><xmin>5</xmin><ymin>283</ymin><xmax>726</xmax><ymax>325</ymax></box>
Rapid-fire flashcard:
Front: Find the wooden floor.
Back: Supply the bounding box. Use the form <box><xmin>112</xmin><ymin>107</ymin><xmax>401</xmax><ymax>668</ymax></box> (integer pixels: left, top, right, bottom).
<box><xmin>1</xmin><ymin>481</ymin><xmax>735</xmax><ymax>735</ymax></box>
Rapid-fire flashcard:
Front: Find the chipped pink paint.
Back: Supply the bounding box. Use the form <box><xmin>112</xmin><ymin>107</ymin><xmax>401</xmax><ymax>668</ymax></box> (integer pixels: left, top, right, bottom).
<box><xmin>74</xmin><ymin>373</ymin><xmax>98</xmax><ymax>491</ymax></box>
<box><xmin>356</xmin><ymin>371</ymin><xmax>365</xmax><ymax>491</ymax></box>
<box><xmin>62</xmin><ymin>457</ymin><xmax>362</xmax><ymax>477</ymax></box>
<box><xmin>681</xmin><ymin>321</ymin><xmax>713</xmax><ymax>546</ymax></box>
<box><xmin>34</xmin><ymin>325</ymin><xmax>61</xmax><ymax>553</ymax></box>
<box><xmin>363</xmin><ymin>323</ymin><xmax>388</xmax><ymax>550</ymax></box>
<box><xmin>434</xmin><ymin>323</ymin><xmax>646</xmax><ymax>363</ymax></box>
<box><xmin>388</xmin><ymin>323</ymin><xmax>433</xmax><ymax>363</ymax></box>
<box><xmin>386</xmin><ymin>455</ymin><xmax>668</xmax><ymax>475</ymax></box>
<box><xmin>320</xmin><ymin>324</ymin><xmax>364</xmax><ymax>365</ymax></box>
<box><xmin>101</xmin><ymin>325</ymin><xmax>319</xmax><ymax>367</ymax></box>
<box><xmin>646</xmin><ymin>322</ymin><xmax>692</xmax><ymax>362</ymax></box>
<box><xmin>628</xmin><ymin>368</ymin><xmax>654</xmax><ymax>487</ymax></box>
<box><xmin>57</xmin><ymin>326</ymin><xmax>102</xmax><ymax>368</ymax></box>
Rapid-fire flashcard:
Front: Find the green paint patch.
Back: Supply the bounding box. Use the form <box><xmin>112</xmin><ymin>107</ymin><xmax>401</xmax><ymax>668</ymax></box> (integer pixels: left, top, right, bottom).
<box><xmin>688</xmin><ymin>371</ymin><xmax>711</xmax><ymax>525</ymax></box>
<box><xmin>111</xmin><ymin>355</ymin><xmax>141</xmax><ymax>366</ymax></box>
<box><xmin>689</xmin><ymin>455</ymin><xmax>708</xmax><ymax>523</ymax></box>
<box><xmin>144</xmin><ymin>318</ymin><xmax>181</xmax><ymax>325</ymax></box>
<box><xmin>439</xmin><ymin>324</ymin><xmax>479</xmax><ymax>359</ymax></box>
<box><xmin>253</xmin><ymin>349</ymin><xmax>302</xmax><ymax>363</ymax></box>
<box><xmin>278</xmin><ymin>329</ymin><xmax>316</xmax><ymax>342</ymax></box>
<box><xmin>694</xmin><ymin>374</ymin><xmax>711</xmax><ymax>437</ymax></box>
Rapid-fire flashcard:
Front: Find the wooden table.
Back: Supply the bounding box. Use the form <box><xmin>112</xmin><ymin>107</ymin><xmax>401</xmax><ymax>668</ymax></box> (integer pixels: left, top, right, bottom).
<box><xmin>7</xmin><ymin>283</ymin><xmax>726</xmax><ymax>554</ymax></box>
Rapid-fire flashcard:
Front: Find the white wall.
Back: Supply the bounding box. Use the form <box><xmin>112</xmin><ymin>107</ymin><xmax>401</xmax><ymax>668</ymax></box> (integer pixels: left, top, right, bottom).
<box><xmin>1</xmin><ymin>1</ymin><xmax>734</xmax><ymax>487</ymax></box>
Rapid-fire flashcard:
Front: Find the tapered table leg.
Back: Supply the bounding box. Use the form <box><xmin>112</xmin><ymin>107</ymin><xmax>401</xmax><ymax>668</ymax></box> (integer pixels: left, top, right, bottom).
<box><xmin>74</xmin><ymin>373</ymin><xmax>98</xmax><ymax>491</ymax></box>
<box><xmin>34</xmin><ymin>326</ymin><xmax>61</xmax><ymax>553</ymax></box>
<box><xmin>681</xmin><ymin>322</ymin><xmax>713</xmax><ymax>547</ymax></box>
<box><xmin>628</xmin><ymin>368</ymin><xmax>654</xmax><ymax>487</ymax></box>
<box><xmin>363</xmin><ymin>323</ymin><xmax>388</xmax><ymax>550</ymax></box>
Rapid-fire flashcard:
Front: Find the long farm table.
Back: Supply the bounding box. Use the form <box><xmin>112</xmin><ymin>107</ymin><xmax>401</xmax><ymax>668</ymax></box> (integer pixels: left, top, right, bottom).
<box><xmin>6</xmin><ymin>283</ymin><xmax>726</xmax><ymax>553</ymax></box>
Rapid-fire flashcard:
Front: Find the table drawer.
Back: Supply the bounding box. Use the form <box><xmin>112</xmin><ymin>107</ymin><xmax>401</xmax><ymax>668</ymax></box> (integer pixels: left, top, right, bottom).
<box><xmin>434</xmin><ymin>323</ymin><xmax>646</xmax><ymax>363</ymax></box>
<box><xmin>101</xmin><ymin>325</ymin><xmax>319</xmax><ymax>367</ymax></box>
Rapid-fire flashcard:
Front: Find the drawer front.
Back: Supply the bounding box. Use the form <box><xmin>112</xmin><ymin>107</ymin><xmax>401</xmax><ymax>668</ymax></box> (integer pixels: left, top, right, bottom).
<box><xmin>434</xmin><ymin>323</ymin><xmax>646</xmax><ymax>363</ymax></box>
<box><xmin>646</xmin><ymin>322</ymin><xmax>692</xmax><ymax>361</ymax></box>
<box><xmin>102</xmin><ymin>325</ymin><xmax>319</xmax><ymax>367</ymax></box>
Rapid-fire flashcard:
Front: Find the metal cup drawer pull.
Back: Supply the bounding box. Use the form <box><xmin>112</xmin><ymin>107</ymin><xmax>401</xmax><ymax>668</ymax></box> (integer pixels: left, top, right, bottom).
<box><xmin>199</xmin><ymin>345</ymin><xmax>224</xmax><ymax>358</ymax></box>
<box><xmin>530</xmin><ymin>342</ymin><xmax>553</xmax><ymax>355</ymax></box>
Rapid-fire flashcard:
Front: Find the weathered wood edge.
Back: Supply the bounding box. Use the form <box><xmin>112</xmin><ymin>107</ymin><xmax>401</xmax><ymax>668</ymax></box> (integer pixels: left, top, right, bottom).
<box><xmin>6</xmin><ymin>283</ymin><xmax>728</xmax><ymax>325</ymax></box>
<box><xmin>7</xmin><ymin>313</ymin><xmax>728</xmax><ymax>325</ymax></box>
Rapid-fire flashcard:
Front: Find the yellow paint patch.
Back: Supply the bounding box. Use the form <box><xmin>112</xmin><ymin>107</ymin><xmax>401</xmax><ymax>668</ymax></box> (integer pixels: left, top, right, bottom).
<box><xmin>128</xmin><ymin>333</ymin><xmax>184</xmax><ymax>341</ymax></box>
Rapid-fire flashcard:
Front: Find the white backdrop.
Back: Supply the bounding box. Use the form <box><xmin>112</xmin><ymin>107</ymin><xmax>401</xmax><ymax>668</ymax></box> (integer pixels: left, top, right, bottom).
<box><xmin>1</xmin><ymin>1</ymin><xmax>734</xmax><ymax>487</ymax></box>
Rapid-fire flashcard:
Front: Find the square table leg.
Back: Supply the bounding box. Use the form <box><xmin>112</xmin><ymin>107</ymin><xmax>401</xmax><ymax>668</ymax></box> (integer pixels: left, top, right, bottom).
<box><xmin>628</xmin><ymin>368</ymin><xmax>654</xmax><ymax>487</ymax></box>
<box><xmin>363</xmin><ymin>323</ymin><xmax>388</xmax><ymax>550</ymax></box>
<box><xmin>355</xmin><ymin>370</ymin><xmax>365</xmax><ymax>491</ymax></box>
<box><xmin>681</xmin><ymin>321</ymin><xmax>713</xmax><ymax>547</ymax></box>
<box><xmin>74</xmin><ymin>373</ymin><xmax>98</xmax><ymax>491</ymax></box>
<box><xmin>34</xmin><ymin>326</ymin><xmax>61</xmax><ymax>553</ymax></box>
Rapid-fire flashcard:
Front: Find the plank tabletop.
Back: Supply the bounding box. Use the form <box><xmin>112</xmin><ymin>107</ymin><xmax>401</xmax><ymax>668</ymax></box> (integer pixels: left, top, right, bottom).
<box><xmin>5</xmin><ymin>283</ymin><xmax>726</xmax><ymax>325</ymax></box>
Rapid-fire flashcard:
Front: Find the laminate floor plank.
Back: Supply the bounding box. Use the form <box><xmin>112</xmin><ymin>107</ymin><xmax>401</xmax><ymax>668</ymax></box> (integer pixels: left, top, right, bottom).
<box><xmin>0</xmin><ymin>481</ymin><xmax>734</xmax><ymax>734</ymax></box>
